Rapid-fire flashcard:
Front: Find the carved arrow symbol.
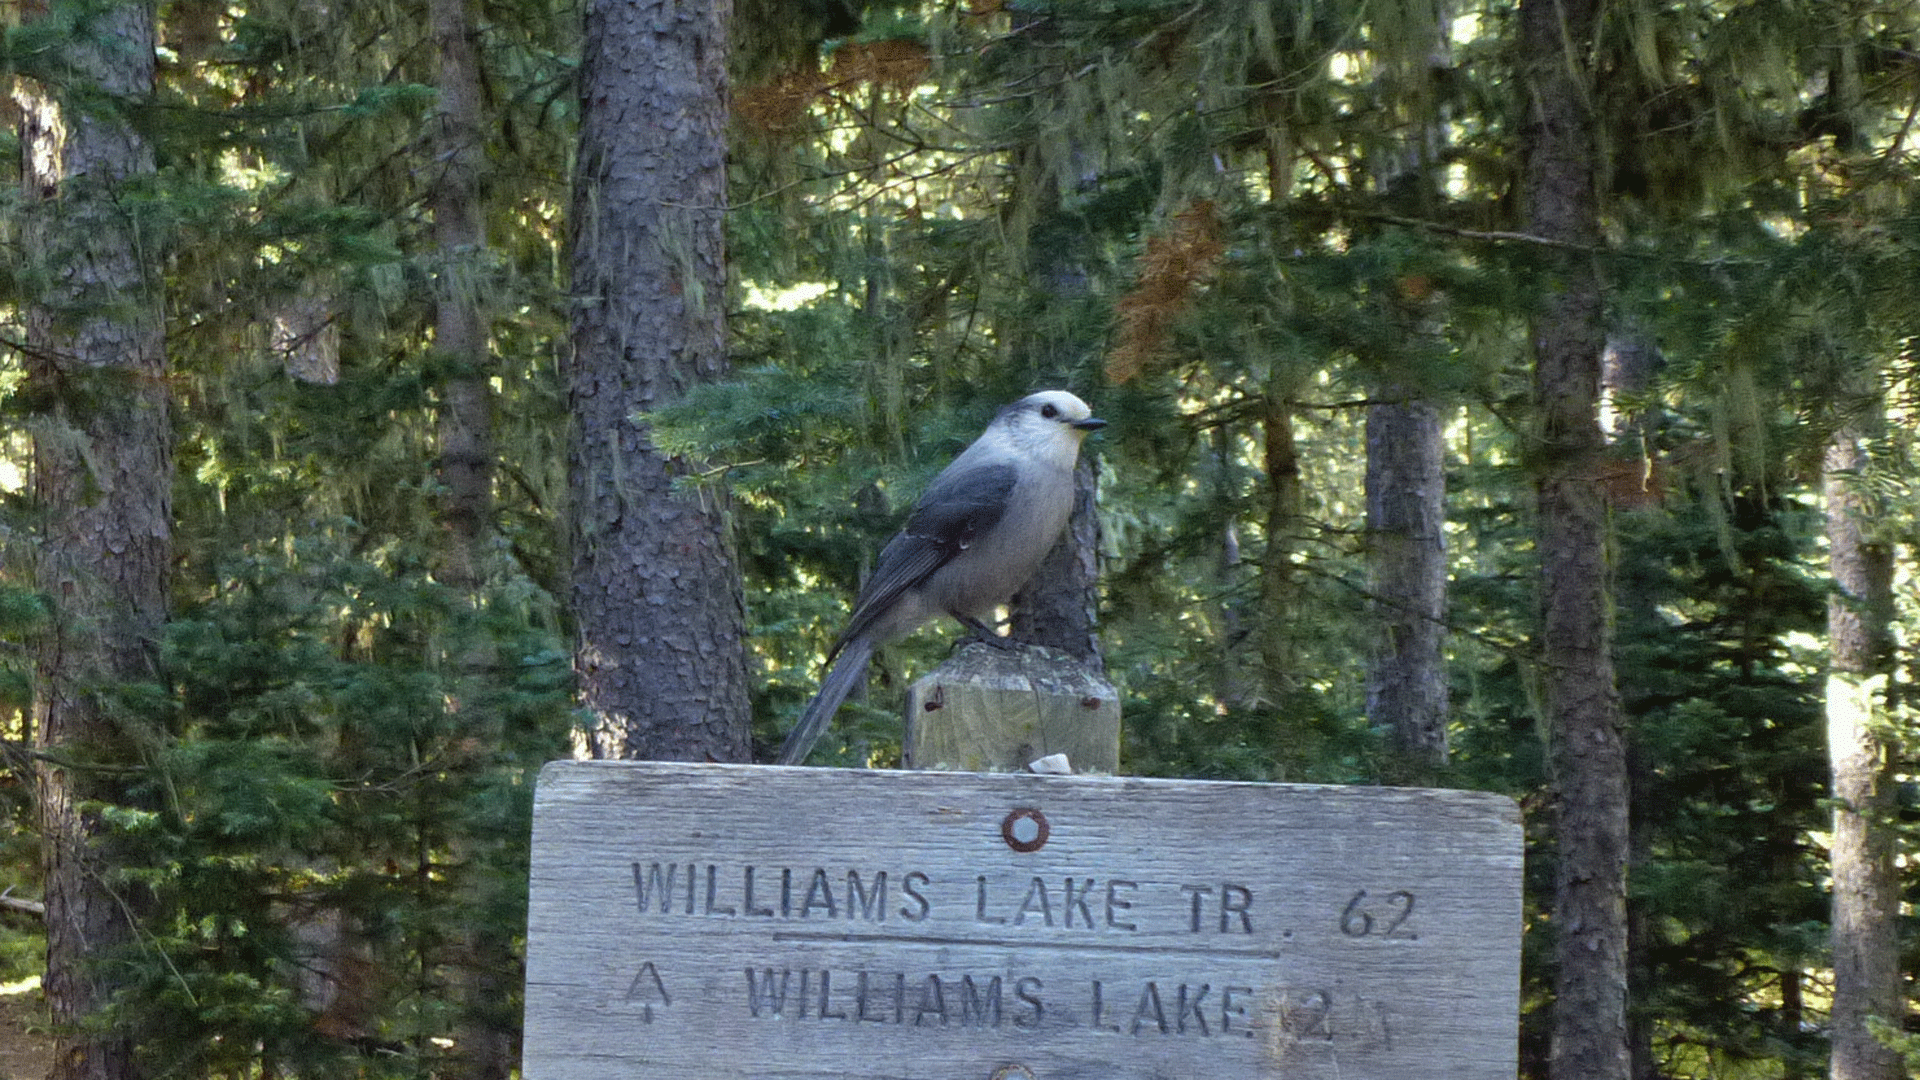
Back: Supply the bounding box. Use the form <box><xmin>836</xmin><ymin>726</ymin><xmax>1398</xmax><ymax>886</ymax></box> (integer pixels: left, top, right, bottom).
<box><xmin>624</xmin><ymin>961</ymin><xmax>672</xmax><ymax>1022</ymax></box>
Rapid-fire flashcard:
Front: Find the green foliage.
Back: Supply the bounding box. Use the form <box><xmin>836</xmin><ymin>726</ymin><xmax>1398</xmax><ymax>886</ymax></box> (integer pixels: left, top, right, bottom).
<box><xmin>711</xmin><ymin>4</ymin><xmax>1920</xmax><ymax>1077</ymax></box>
<box><xmin>98</xmin><ymin>535</ymin><xmax>571</xmax><ymax>1077</ymax></box>
<box><xmin>0</xmin><ymin>0</ymin><xmax>578</xmax><ymax>1072</ymax></box>
<box><xmin>0</xmin><ymin>582</ymin><xmax>46</xmax><ymax>987</ymax></box>
<box><xmin>1613</xmin><ymin>489</ymin><xmax>1830</xmax><ymax>1074</ymax></box>
<box><xmin>0</xmin><ymin>0</ymin><xmax>1915</xmax><ymax>1076</ymax></box>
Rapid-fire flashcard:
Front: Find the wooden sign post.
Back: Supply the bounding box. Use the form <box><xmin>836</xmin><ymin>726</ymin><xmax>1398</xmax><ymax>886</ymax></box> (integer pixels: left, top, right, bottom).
<box><xmin>904</xmin><ymin>642</ymin><xmax>1121</xmax><ymax>773</ymax></box>
<box><xmin>523</xmin><ymin>762</ymin><xmax>1522</xmax><ymax>1080</ymax></box>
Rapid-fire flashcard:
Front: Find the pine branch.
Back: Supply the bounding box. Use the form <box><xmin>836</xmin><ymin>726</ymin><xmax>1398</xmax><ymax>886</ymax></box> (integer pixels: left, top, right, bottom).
<box><xmin>1362</xmin><ymin>212</ymin><xmax>1766</xmax><ymax>267</ymax></box>
<box><xmin>1367</xmin><ymin>213</ymin><xmax>1603</xmax><ymax>252</ymax></box>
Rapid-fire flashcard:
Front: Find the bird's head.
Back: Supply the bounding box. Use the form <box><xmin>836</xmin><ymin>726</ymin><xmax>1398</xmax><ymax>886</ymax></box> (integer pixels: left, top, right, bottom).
<box><xmin>996</xmin><ymin>390</ymin><xmax>1105</xmax><ymax>457</ymax></box>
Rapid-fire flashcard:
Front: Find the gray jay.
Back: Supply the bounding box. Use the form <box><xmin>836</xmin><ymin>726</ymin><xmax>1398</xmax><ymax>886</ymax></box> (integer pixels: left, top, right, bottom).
<box><xmin>776</xmin><ymin>390</ymin><xmax>1105</xmax><ymax>765</ymax></box>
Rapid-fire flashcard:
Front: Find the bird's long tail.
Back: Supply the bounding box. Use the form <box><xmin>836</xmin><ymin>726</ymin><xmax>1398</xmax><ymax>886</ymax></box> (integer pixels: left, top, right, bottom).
<box><xmin>775</xmin><ymin>636</ymin><xmax>876</xmax><ymax>765</ymax></box>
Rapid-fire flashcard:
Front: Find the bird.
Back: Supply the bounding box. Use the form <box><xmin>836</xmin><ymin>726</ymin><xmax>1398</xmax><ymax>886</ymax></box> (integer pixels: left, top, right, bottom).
<box><xmin>775</xmin><ymin>390</ymin><xmax>1106</xmax><ymax>765</ymax></box>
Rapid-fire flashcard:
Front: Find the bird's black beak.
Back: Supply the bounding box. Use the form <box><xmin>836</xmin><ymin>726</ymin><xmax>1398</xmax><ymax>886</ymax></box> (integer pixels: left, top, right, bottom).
<box><xmin>1072</xmin><ymin>417</ymin><xmax>1107</xmax><ymax>432</ymax></box>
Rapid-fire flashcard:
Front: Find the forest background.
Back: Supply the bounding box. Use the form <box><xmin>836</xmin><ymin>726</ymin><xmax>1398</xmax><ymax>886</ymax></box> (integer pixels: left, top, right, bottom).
<box><xmin>1</xmin><ymin>1</ymin><xmax>1918</xmax><ymax>1079</ymax></box>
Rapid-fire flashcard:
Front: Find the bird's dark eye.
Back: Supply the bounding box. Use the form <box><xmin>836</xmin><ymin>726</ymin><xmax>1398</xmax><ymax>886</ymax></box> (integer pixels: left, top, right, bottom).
<box><xmin>1040</xmin><ymin>403</ymin><xmax>1059</xmax><ymax>419</ymax></box>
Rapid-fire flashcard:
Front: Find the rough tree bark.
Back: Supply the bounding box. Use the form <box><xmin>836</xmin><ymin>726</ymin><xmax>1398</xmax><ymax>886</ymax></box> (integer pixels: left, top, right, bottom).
<box><xmin>1364</xmin><ymin>391</ymin><xmax>1449</xmax><ymax>772</ymax></box>
<box><xmin>1519</xmin><ymin>0</ymin><xmax>1629</xmax><ymax>1077</ymax></box>
<box><xmin>1822</xmin><ymin>399</ymin><xmax>1901</xmax><ymax>1080</ymax></box>
<box><xmin>567</xmin><ymin>0</ymin><xmax>752</xmax><ymax>762</ymax></box>
<box><xmin>1009</xmin><ymin>461</ymin><xmax>1103</xmax><ymax>665</ymax></box>
<box><xmin>16</xmin><ymin>3</ymin><xmax>170</xmax><ymax>1078</ymax></box>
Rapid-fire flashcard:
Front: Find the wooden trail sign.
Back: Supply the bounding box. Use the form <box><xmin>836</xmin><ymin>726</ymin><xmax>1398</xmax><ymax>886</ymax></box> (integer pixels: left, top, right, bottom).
<box><xmin>523</xmin><ymin>762</ymin><xmax>1522</xmax><ymax>1080</ymax></box>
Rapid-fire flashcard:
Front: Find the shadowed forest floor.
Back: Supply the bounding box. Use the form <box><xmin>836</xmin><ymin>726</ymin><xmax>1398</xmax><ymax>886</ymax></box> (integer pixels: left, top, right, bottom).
<box><xmin>1</xmin><ymin>984</ymin><xmax>52</xmax><ymax>1080</ymax></box>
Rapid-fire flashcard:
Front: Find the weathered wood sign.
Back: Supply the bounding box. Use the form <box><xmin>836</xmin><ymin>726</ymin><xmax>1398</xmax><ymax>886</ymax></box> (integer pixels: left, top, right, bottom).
<box><xmin>523</xmin><ymin>762</ymin><xmax>1522</xmax><ymax>1080</ymax></box>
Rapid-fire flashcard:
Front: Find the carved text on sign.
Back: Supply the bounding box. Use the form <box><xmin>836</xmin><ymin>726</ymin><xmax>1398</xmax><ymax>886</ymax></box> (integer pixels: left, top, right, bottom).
<box><xmin>524</xmin><ymin>763</ymin><xmax>1522</xmax><ymax>1080</ymax></box>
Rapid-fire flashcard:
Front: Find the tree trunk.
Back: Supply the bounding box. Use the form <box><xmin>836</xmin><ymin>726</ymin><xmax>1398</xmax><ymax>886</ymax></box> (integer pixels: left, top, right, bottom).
<box><xmin>1822</xmin><ymin>404</ymin><xmax>1901</xmax><ymax>1080</ymax></box>
<box><xmin>1362</xmin><ymin>0</ymin><xmax>1453</xmax><ymax>781</ymax></box>
<box><xmin>425</xmin><ymin>3</ymin><xmax>518</xmax><ymax>1074</ymax></box>
<box><xmin>1364</xmin><ymin>391</ymin><xmax>1449</xmax><ymax>774</ymax></box>
<box><xmin>1603</xmin><ymin>331</ymin><xmax>1666</xmax><ymax>1080</ymax></box>
<box><xmin>1258</xmin><ymin>388</ymin><xmax>1303</xmax><ymax>702</ymax></box>
<box><xmin>17</xmin><ymin>4</ymin><xmax>170</xmax><ymax>1078</ymax></box>
<box><xmin>1519</xmin><ymin>0</ymin><xmax>1629</xmax><ymax>1077</ymax></box>
<box><xmin>1006</xmin><ymin>216</ymin><xmax>1104</xmax><ymax>664</ymax></box>
<box><xmin>567</xmin><ymin>0</ymin><xmax>752</xmax><ymax>762</ymax></box>
<box><xmin>1009</xmin><ymin>461</ymin><xmax>1104</xmax><ymax>665</ymax></box>
<box><xmin>432</xmin><ymin>0</ymin><xmax>494</xmax><ymax>593</ymax></box>
<box><xmin>1002</xmin><ymin>9</ymin><xmax>1104</xmax><ymax>669</ymax></box>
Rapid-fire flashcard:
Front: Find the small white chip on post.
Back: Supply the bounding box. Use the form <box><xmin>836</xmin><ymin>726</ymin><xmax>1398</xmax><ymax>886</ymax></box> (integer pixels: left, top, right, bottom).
<box><xmin>1026</xmin><ymin>753</ymin><xmax>1073</xmax><ymax>775</ymax></box>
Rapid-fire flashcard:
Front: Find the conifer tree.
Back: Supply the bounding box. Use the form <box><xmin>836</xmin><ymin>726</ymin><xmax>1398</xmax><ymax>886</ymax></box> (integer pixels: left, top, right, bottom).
<box><xmin>568</xmin><ymin>0</ymin><xmax>752</xmax><ymax>761</ymax></box>
<box><xmin>6</xmin><ymin>3</ymin><xmax>588</xmax><ymax>1074</ymax></box>
<box><xmin>1366</xmin><ymin>383</ymin><xmax>1448</xmax><ymax>770</ymax></box>
<box><xmin>1517</xmin><ymin>0</ymin><xmax>1628</xmax><ymax>1075</ymax></box>
<box><xmin>1823</xmin><ymin>386</ymin><xmax>1901</xmax><ymax>1080</ymax></box>
<box><xmin>998</xmin><ymin>6</ymin><xmax>1106</xmax><ymax>665</ymax></box>
<box><xmin>14</xmin><ymin>2</ymin><xmax>169</xmax><ymax>1076</ymax></box>
<box><xmin>426</xmin><ymin>2</ymin><xmax>520</xmax><ymax>1071</ymax></box>
<box><xmin>2</xmin><ymin>5</ymin><xmax>1907</xmax><ymax>1076</ymax></box>
<box><xmin>432</xmin><ymin>0</ymin><xmax>494</xmax><ymax>594</ymax></box>
<box><xmin>1362</xmin><ymin>0</ymin><xmax>1454</xmax><ymax>777</ymax></box>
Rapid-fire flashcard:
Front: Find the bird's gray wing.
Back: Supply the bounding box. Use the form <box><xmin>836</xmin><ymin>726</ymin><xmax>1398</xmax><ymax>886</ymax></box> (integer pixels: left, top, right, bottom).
<box><xmin>832</xmin><ymin>461</ymin><xmax>1018</xmax><ymax>655</ymax></box>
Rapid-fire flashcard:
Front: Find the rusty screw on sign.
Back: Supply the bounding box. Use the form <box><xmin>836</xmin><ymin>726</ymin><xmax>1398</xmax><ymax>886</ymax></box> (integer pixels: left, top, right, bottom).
<box><xmin>1000</xmin><ymin>807</ymin><xmax>1048</xmax><ymax>853</ymax></box>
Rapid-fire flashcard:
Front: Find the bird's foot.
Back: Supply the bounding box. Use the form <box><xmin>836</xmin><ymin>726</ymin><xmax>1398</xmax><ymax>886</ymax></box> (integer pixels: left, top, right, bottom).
<box><xmin>957</xmin><ymin>616</ymin><xmax>1017</xmax><ymax>650</ymax></box>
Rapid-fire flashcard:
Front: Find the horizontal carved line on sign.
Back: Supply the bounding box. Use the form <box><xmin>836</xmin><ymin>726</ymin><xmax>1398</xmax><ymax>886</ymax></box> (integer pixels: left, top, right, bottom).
<box><xmin>769</xmin><ymin>929</ymin><xmax>1292</xmax><ymax>959</ymax></box>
